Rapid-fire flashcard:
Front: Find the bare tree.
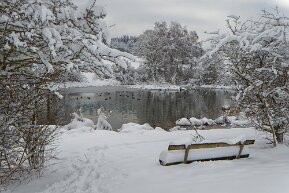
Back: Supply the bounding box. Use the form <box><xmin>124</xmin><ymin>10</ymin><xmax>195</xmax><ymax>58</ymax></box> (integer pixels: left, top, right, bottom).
<box><xmin>134</xmin><ymin>21</ymin><xmax>203</xmax><ymax>84</ymax></box>
<box><xmin>202</xmin><ymin>9</ymin><xmax>289</xmax><ymax>146</ymax></box>
<box><xmin>0</xmin><ymin>0</ymin><xmax>133</xmax><ymax>184</ymax></box>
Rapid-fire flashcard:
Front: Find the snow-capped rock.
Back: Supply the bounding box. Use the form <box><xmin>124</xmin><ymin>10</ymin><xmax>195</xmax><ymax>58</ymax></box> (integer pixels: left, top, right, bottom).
<box><xmin>66</xmin><ymin>112</ymin><xmax>94</xmax><ymax>130</ymax></box>
<box><xmin>189</xmin><ymin>117</ymin><xmax>203</xmax><ymax>126</ymax></box>
<box><xmin>176</xmin><ymin>118</ymin><xmax>191</xmax><ymax>126</ymax></box>
<box><xmin>201</xmin><ymin>117</ymin><xmax>216</xmax><ymax>125</ymax></box>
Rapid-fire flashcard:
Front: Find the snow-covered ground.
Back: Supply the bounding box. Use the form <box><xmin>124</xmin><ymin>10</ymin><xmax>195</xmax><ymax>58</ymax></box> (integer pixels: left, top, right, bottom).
<box><xmin>56</xmin><ymin>73</ymin><xmax>186</xmax><ymax>91</ymax></box>
<box><xmin>57</xmin><ymin>73</ymin><xmax>121</xmax><ymax>89</ymax></box>
<box><xmin>4</xmin><ymin>126</ymin><xmax>289</xmax><ymax>193</ymax></box>
<box><xmin>56</xmin><ymin>71</ymin><xmax>233</xmax><ymax>91</ymax></box>
<box><xmin>130</xmin><ymin>84</ymin><xmax>187</xmax><ymax>91</ymax></box>
<box><xmin>129</xmin><ymin>57</ymin><xmax>144</xmax><ymax>69</ymax></box>
<box><xmin>192</xmin><ymin>85</ymin><xmax>236</xmax><ymax>90</ymax></box>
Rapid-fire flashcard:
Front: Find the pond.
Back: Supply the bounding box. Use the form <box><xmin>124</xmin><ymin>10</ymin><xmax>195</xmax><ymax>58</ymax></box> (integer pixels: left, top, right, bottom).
<box><xmin>46</xmin><ymin>86</ymin><xmax>235</xmax><ymax>130</ymax></box>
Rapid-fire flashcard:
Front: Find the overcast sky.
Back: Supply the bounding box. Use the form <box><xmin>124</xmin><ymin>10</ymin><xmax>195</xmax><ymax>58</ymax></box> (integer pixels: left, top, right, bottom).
<box><xmin>77</xmin><ymin>0</ymin><xmax>289</xmax><ymax>40</ymax></box>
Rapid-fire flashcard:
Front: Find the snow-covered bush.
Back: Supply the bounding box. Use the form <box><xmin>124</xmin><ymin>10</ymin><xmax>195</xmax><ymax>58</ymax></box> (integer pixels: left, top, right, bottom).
<box><xmin>176</xmin><ymin>118</ymin><xmax>191</xmax><ymax>126</ymax></box>
<box><xmin>176</xmin><ymin>117</ymin><xmax>216</xmax><ymax>127</ymax></box>
<box><xmin>66</xmin><ymin>112</ymin><xmax>94</xmax><ymax>130</ymax></box>
<box><xmin>95</xmin><ymin>108</ymin><xmax>112</xmax><ymax>130</ymax></box>
<box><xmin>214</xmin><ymin>112</ymin><xmax>250</xmax><ymax>126</ymax></box>
<box><xmin>0</xmin><ymin>125</ymin><xmax>58</xmax><ymax>184</ymax></box>
<box><xmin>203</xmin><ymin>9</ymin><xmax>289</xmax><ymax>146</ymax></box>
<box><xmin>200</xmin><ymin>117</ymin><xmax>216</xmax><ymax>126</ymax></box>
<box><xmin>189</xmin><ymin>117</ymin><xmax>203</xmax><ymax>126</ymax></box>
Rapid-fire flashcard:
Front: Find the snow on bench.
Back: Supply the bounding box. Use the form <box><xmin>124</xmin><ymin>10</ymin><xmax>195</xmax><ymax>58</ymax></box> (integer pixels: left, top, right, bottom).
<box><xmin>159</xmin><ymin>139</ymin><xmax>255</xmax><ymax>166</ymax></box>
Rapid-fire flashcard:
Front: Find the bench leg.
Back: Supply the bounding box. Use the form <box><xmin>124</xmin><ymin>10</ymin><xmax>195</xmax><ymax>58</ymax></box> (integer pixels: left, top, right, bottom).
<box><xmin>183</xmin><ymin>146</ymin><xmax>191</xmax><ymax>163</ymax></box>
<box><xmin>237</xmin><ymin>144</ymin><xmax>245</xmax><ymax>159</ymax></box>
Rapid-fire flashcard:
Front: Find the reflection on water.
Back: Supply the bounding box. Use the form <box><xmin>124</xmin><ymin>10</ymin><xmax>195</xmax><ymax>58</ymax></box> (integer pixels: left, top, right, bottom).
<box><xmin>46</xmin><ymin>86</ymin><xmax>234</xmax><ymax>130</ymax></box>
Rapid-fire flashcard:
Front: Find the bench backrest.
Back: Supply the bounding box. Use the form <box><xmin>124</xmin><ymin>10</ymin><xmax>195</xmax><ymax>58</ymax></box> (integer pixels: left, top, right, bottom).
<box><xmin>168</xmin><ymin>140</ymin><xmax>255</xmax><ymax>150</ymax></box>
<box><xmin>168</xmin><ymin>140</ymin><xmax>255</xmax><ymax>163</ymax></box>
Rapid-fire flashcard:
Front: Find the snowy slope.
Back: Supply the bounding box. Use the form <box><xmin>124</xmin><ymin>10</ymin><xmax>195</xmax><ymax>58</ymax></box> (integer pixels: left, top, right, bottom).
<box><xmin>57</xmin><ymin>73</ymin><xmax>121</xmax><ymax>89</ymax></box>
<box><xmin>3</xmin><ymin>127</ymin><xmax>289</xmax><ymax>193</ymax></box>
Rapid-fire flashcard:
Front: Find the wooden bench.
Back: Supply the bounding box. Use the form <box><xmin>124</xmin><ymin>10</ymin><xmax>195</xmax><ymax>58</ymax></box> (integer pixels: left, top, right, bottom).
<box><xmin>159</xmin><ymin>140</ymin><xmax>255</xmax><ymax>166</ymax></box>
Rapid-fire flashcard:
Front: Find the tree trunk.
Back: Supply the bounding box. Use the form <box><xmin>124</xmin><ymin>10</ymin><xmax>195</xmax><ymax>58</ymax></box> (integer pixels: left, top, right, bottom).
<box><xmin>263</xmin><ymin>100</ymin><xmax>277</xmax><ymax>147</ymax></box>
<box><xmin>276</xmin><ymin>133</ymin><xmax>284</xmax><ymax>144</ymax></box>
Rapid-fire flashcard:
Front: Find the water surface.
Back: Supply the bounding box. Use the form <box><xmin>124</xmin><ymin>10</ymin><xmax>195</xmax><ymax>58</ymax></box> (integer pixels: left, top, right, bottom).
<box><xmin>47</xmin><ymin>86</ymin><xmax>234</xmax><ymax>130</ymax></box>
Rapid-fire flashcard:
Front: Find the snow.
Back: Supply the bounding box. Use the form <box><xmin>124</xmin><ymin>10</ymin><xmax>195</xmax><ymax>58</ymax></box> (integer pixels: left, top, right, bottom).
<box><xmin>214</xmin><ymin>112</ymin><xmax>251</xmax><ymax>126</ymax></box>
<box><xmin>215</xmin><ymin>116</ymin><xmax>225</xmax><ymax>124</ymax></box>
<box><xmin>3</xmin><ymin>126</ymin><xmax>289</xmax><ymax>193</ymax></box>
<box><xmin>9</xmin><ymin>32</ymin><xmax>26</xmax><ymax>48</ymax></box>
<box><xmin>65</xmin><ymin>113</ymin><xmax>94</xmax><ymax>130</ymax></box>
<box><xmin>174</xmin><ymin>115</ymin><xmax>250</xmax><ymax>127</ymax></box>
<box><xmin>118</xmin><ymin>122</ymin><xmax>154</xmax><ymax>133</ymax></box>
<box><xmin>201</xmin><ymin>117</ymin><xmax>216</xmax><ymax>125</ymax></box>
<box><xmin>227</xmin><ymin>115</ymin><xmax>250</xmax><ymax>126</ymax></box>
<box><xmin>168</xmin><ymin>135</ymin><xmax>249</xmax><ymax>146</ymax></box>
<box><xmin>38</xmin><ymin>51</ymin><xmax>54</xmax><ymax>73</ymax></box>
<box><xmin>130</xmin><ymin>57</ymin><xmax>144</xmax><ymax>69</ymax></box>
<box><xmin>234</xmin><ymin>112</ymin><xmax>251</xmax><ymax>126</ymax></box>
<box><xmin>195</xmin><ymin>84</ymin><xmax>236</xmax><ymax>90</ymax></box>
<box><xmin>95</xmin><ymin>108</ymin><xmax>112</xmax><ymax>131</ymax></box>
<box><xmin>58</xmin><ymin>76</ymin><xmax>121</xmax><ymax>89</ymax></box>
<box><xmin>0</xmin><ymin>15</ymin><xmax>9</xmax><ymax>22</ymax></box>
<box><xmin>169</xmin><ymin>137</ymin><xmax>194</xmax><ymax>146</ymax></box>
<box><xmin>2</xmin><ymin>0</ymin><xmax>135</xmax><ymax>79</ymax></box>
<box><xmin>161</xmin><ymin>135</ymin><xmax>252</xmax><ymax>165</ymax></box>
<box><xmin>189</xmin><ymin>117</ymin><xmax>204</xmax><ymax>126</ymax></box>
<box><xmin>176</xmin><ymin>118</ymin><xmax>191</xmax><ymax>126</ymax></box>
<box><xmin>64</xmin><ymin>110</ymin><xmax>113</xmax><ymax>131</ymax></box>
<box><xmin>160</xmin><ymin>146</ymin><xmax>250</xmax><ymax>165</ymax></box>
<box><xmin>176</xmin><ymin>117</ymin><xmax>216</xmax><ymax>126</ymax></box>
<box><xmin>36</xmin><ymin>5</ymin><xmax>54</xmax><ymax>22</ymax></box>
<box><xmin>130</xmin><ymin>84</ymin><xmax>187</xmax><ymax>91</ymax></box>
<box><xmin>47</xmin><ymin>84</ymin><xmax>63</xmax><ymax>99</ymax></box>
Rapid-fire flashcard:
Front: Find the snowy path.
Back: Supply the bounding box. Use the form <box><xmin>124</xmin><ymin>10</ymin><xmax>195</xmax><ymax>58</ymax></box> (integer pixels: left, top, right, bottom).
<box><xmin>39</xmin><ymin>147</ymin><xmax>115</xmax><ymax>193</ymax></box>
<box><xmin>4</xmin><ymin>128</ymin><xmax>289</xmax><ymax>193</ymax></box>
